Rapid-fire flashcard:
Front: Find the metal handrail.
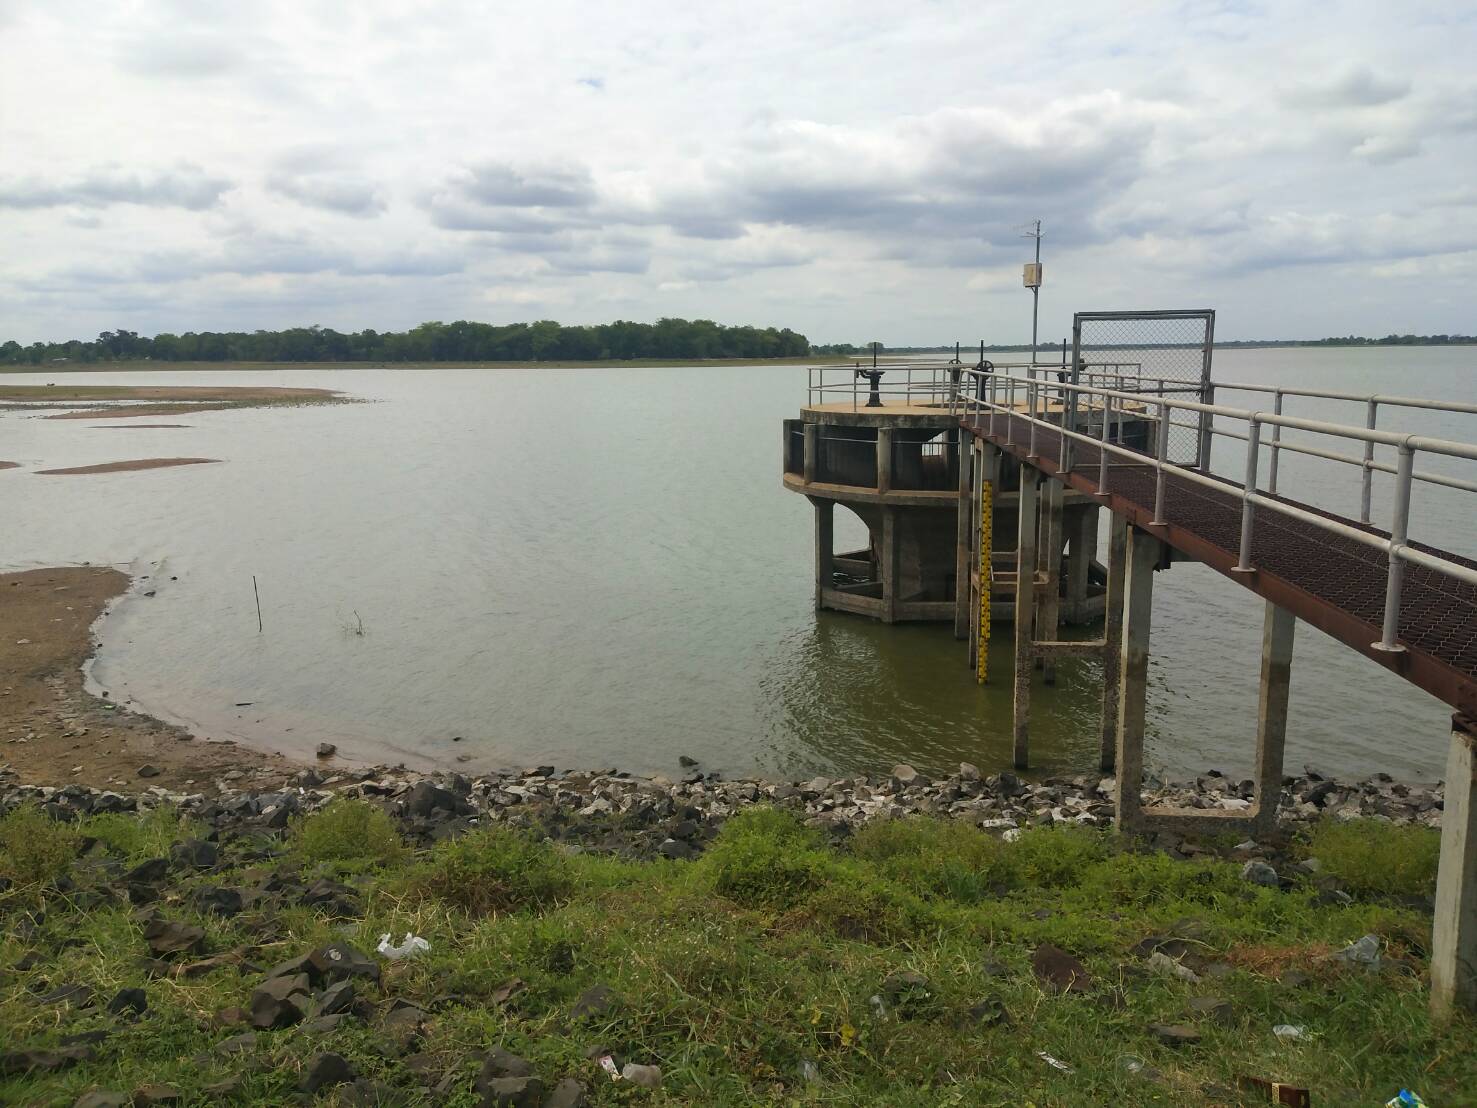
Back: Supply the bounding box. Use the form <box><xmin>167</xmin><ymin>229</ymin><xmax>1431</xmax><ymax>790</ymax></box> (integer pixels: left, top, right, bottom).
<box><xmin>1206</xmin><ymin>381</ymin><xmax>1477</xmax><ymax>522</ymax></box>
<box><xmin>958</xmin><ymin>369</ymin><xmax>1477</xmax><ymax>655</ymax></box>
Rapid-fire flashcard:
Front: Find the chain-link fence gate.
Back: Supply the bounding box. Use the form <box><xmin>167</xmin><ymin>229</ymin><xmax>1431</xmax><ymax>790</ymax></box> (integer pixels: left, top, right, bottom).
<box><xmin>1070</xmin><ymin>310</ymin><xmax>1215</xmax><ymax>469</ymax></box>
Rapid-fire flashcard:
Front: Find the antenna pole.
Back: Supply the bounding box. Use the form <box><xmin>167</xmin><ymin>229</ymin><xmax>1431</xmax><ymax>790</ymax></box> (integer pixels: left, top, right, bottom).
<box><xmin>1029</xmin><ymin>219</ymin><xmax>1042</xmax><ymax>368</ymax></box>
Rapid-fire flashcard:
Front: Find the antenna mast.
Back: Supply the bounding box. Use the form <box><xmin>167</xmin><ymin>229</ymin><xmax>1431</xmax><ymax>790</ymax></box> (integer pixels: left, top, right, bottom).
<box><xmin>1022</xmin><ymin>220</ymin><xmax>1043</xmax><ymax>369</ymax></box>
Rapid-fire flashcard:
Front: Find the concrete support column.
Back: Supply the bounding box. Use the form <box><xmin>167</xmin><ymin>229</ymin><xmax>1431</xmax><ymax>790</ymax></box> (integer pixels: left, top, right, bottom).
<box><xmin>1012</xmin><ymin>467</ymin><xmax>1040</xmax><ymax>770</ymax></box>
<box><xmin>1099</xmin><ymin>513</ymin><xmax>1128</xmax><ymax>772</ymax></box>
<box><xmin>954</xmin><ymin>431</ymin><xmax>973</xmax><ymax>640</ymax></box>
<box><xmin>803</xmin><ymin>423</ymin><xmax>818</xmax><ymax>483</ymax></box>
<box><xmin>876</xmin><ymin>427</ymin><xmax>894</xmax><ymax>494</ymax></box>
<box><xmin>881</xmin><ymin>506</ymin><xmax>898</xmax><ymax>625</ymax></box>
<box><xmin>1114</xmin><ymin>525</ymin><xmax>1160</xmax><ymax>832</ymax></box>
<box><xmin>1038</xmin><ymin>479</ymin><xmax>1065</xmax><ymax>685</ymax></box>
<box><xmin>813</xmin><ymin>497</ymin><xmax>834</xmax><ymax>612</ymax></box>
<box><xmin>1432</xmin><ymin>713</ymin><xmax>1477</xmax><ymax>1019</ymax></box>
<box><xmin>1067</xmin><ymin>504</ymin><xmax>1099</xmax><ymax>622</ymax></box>
<box><xmin>1251</xmin><ymin>601</ymin><xmax>1295</xmax><ymax>838</ymax></box>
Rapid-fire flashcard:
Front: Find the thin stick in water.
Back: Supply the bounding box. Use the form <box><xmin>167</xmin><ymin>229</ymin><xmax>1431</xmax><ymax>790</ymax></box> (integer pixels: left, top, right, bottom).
<box><xmin>252</xmin><ymin>575</ymin><xmax>263</xmax><ymax>633</ymax></box>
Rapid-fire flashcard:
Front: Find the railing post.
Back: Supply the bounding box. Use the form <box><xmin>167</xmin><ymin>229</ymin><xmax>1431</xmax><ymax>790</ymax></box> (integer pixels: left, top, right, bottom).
<box><xmin>876</xmin><ymin>427</ymin><xmax>893</xmax><ymax>494</ymax></box>
<box><xmin>1028</xmin><ymin>378</ymin><xmax>1038</xmax><ymax>459</ymax></box>
<box><xmin>1198</xmin><ymin>382</ymin><xmax>1215</xmax><ymax>472</ymax></box>
<box><xmin>1151</xmin><ymin>401</ymin><xmax>1170</xmax><ymax>527</ymax></box>
<box><xmin>1098</xmin><ymin>393</ymin><xmax>1112</xmax><ymax>495</ymax></box>
<box><xmin>1360</xmin><ymin>399</ymin><xmax>1378</xmax><ymax>523</ymax></box>
<box><xmin>1372</xmin><ymin>443</ymin><xmax>1414</xmax><ymax>653</ymax></box>
<box><xmin>1267</xmin><ymin>390</ymin><xmax>1283</xmax><ymax>496</ymax></box>
<box><xmin>1235</xmin><ymin>417</ymin><xmax>1262</xmax><ymax>572</ymax></box>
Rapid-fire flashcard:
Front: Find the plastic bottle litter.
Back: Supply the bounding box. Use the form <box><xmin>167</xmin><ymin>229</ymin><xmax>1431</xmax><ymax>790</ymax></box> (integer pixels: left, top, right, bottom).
<box><xmin>868</xmin><ymin>993</ymin><xmax>889</xmax><ymax>1019</ymax></box>
<box><xmin>799</xmin><ymin>1060</ymin><xmax>821</xmax><ymax>1084</ymax></box>
<box><xmin>1272</xmin><ymin>1024</ymin><xmax>1308</xmax><ymax>1042</ymax></box>
<box><xmin>375</xmin><ymin>932</ymin><xmax>430</xmax><ymax>959</ymax></box>
<box><xmin>1037</xmin><ymin>1051</ymin><xmax>1072</xmax><ymax>1073</ymax></box>
<box><xmin>1385</xmin><ymin>1091</ymin><xmax>1429</xmax><ymax>1108</ymax></box>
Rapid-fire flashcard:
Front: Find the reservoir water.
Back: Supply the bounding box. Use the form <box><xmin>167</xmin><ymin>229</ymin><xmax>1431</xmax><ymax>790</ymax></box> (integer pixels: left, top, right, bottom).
<box><xmin>2</xmin><ymin>347</ymin><xmax>1472</xmax><ymax>782</ymax></box>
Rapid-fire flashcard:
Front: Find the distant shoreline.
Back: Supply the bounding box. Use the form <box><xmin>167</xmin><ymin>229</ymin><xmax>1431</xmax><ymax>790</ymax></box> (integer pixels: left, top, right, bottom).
<box><xmin>1</xmin><ymin>356</ymin><xmax>852</xmax><ymax>374</ymax></box>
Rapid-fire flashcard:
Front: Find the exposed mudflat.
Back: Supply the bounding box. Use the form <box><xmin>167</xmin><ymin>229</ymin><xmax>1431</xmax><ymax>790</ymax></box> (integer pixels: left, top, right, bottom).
<box><xmin>0</xmin><ymin>567</ymin><xmax>298</xmax><ymax>793</ymax></box>
<box><xmin>35</xmin><ymin>457</ymin><xmax>221</xmax><ymax>476</ymax></box>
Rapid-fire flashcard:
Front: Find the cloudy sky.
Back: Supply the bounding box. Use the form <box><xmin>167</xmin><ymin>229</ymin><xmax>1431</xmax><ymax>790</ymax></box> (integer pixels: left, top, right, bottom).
<box><xmin>2</xmin><ymin>0</ymin><xmax>1474</xmax><ymax>344</ymax></box>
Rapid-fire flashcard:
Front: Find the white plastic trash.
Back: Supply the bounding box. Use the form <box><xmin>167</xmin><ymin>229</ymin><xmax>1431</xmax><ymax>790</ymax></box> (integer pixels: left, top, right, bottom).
<box><xmin>1272</xmin><ymin>1024</ymin><xmax>1308</xmax><ymax>1042</ymax></box>
<box><xmin>376</xmin><ymin>931</ymin><xmax>430</xmax><ymax>959</ymax></box>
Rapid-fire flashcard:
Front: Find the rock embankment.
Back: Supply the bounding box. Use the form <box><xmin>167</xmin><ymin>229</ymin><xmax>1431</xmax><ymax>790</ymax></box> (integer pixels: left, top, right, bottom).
<box><xmin>1</xmin><ymin>760</ymin><xmax>1443</xmax><ymax>855</ymax></box>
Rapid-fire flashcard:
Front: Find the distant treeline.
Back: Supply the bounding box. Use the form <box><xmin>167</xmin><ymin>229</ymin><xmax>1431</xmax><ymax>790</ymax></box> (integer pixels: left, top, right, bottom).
<box><xmin>0</xmin><ymin>318</ymin><xmax>816</xmax><ymax>365</ymax></box>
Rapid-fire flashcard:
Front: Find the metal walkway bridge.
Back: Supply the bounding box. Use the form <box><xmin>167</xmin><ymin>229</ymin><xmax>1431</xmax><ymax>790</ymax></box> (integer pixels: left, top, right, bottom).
<box><xmin>794</xmin><ymin>336</ymin><xmax>1477</xmax><ymax>1015</ymax></box>
<box><xmin>949</xmin><ymin>358</ymin><xmax>1477</xmax><ymax>1019</ymax></box>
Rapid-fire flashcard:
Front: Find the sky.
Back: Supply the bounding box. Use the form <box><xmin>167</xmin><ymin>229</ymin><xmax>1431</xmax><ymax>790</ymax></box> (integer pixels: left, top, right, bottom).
<box><xmin>2</xmin><ymin>0</ymin><xmax>1475</xmax><ymax>345</ymax></box>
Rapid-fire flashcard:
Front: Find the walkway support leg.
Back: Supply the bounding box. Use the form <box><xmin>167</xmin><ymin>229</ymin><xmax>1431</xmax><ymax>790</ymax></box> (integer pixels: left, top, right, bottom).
<box><xmin>881</xmin><ymin>506</ymin><xmax>898</xmax><ymax>625</ymax></box>
<box><xmin>1067</xmin><ymin>504</ymin><xmax>1098</xmax><ymax>623</ymax></box>
<box><xmin>1432</xmin><ymin>713</ymin><xmax>1477</xmax><ymax>1019</ymax></box>
<box><xmin>1038</xmin><ymin>479</ymin><xmax>1064</xmax><ymax>684</ymax></box>
<box><xmin>954</xmin><ymin>430</ymin><xmax>973</xmax><ymax>641</ymax></box>
<box><xmin>1251</xmin><ymin>601</ymin><xmax>1295</xmax><ymax>838</ymax></box>
<box><xmin>813</xmin><ymin>498</ymin><xmax>833</xmax><ymax>613</ymax></box>
<box><xmin>1013</xmin><ymin>468</ymin><xmax>1039</xmax><ymax>770</ymax></box>
<box><xmin>1099</xmin><ymin>513</ymin><xmax>1128</xmax><ymax>772</ymax></box>
<box><xmin>1114</xmin><ymin>525</ymin><xmax>1159</xmax><ymax>833</ymax></box>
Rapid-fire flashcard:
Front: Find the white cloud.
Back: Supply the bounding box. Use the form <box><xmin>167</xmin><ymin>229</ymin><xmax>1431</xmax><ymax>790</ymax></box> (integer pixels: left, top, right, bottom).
<box><xmin>0</xmin><ymin>0</ymin><xmax>1474</xmax><ymax>343</ymax></box>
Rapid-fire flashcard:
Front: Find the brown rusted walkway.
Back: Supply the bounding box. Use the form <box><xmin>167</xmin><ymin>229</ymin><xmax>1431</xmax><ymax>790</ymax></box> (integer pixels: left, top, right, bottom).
<box><xmin>965</xmin><ymin>409</ymin><xmax>1477</xmax><ymax>717</ymax></box>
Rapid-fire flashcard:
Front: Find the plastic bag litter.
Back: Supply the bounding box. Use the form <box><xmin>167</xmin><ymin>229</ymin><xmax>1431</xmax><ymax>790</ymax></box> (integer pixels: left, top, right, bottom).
<box><xmin>1386</xmin><ymin>1090</ymin><xmax>1430</xmax><ymax>1107</ymax></box>
<box><xmin>1002</xmin><ymin>827</ymin><xmax>1022</xmax><ymax>843</ymax></box>
<box><xmin>376</xmin><ymin>932</ymin><xmax>430</xmax><ymax>959</ymax></box>
<box><xmin>1333</xmin><ymin>933</ymin><xmax>1382</xmax><ymax>967</ymax></box>
<box><xmin>1037</xmin><ymin>1051</ymin><xmax>1072</xmax><ymax>1073</ymax></box>
<box><xmin>1272</xmin><ymin>1024</ymin><xmax>1308</xmax><ymax>1042</ymax></box>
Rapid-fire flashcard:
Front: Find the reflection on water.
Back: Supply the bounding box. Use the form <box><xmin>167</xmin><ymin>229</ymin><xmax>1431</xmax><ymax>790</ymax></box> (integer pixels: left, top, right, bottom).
<box><xmin>1</xmin><ymin>347</ymin><xmax>1469</xmax><ymax>781</ymax></box>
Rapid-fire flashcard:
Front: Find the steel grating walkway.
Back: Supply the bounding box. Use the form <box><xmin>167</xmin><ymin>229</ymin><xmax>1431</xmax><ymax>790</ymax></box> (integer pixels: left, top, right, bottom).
<box><xmin>965</xmin><ymin>410</ymin><xmax>1477</xmax><ymax>717</ymax></box>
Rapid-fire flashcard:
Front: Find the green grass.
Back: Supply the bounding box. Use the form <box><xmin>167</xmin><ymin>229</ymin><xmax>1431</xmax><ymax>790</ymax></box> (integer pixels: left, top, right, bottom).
<box><xmin>1</xmin><ymin>809</ymin><xmax>1472</xmax><ymax>1106</ymax></box>
<box><xmin>0</xmin><ymin>806</ymin><xmax>78</xmax><ymax>889</ymax></box>
<box><xmin>1299</xmin><ymin>818</ymin><xmax>1442</xmax><ymax>899</ymax></box>
<box><xmin>292</xmin><ymin>799</ymin><xmax>406</xmax><ymax>869</ymax></box>
<box><xmin>81</xmin><ymin>806</ymin><xmax>200</xmax><ymax>862</ymax></box>
<box><xmin>403</xmin><ymin>825</ymin><xmax>574</xmax><ymax>914</ymax></box>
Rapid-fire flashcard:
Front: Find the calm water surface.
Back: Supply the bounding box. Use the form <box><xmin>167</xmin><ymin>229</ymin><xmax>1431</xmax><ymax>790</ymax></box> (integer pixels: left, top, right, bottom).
<box><xmin>2</xmin><ymin>348</ymin><xmax>1472</xmax><ymax>781</ymax></box>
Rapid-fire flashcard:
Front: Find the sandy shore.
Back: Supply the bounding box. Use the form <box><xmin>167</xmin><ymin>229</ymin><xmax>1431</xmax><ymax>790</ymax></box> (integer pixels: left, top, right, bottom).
<box><xmin>0</xmin><ymin>383</ymin><xmax>342</xmax><ymax>420</ymax></box>
<box><xmin>0</xmin><ymin>567</ymin><xmax>299</xmax><ymax>792</ymax></box>
<box><xmin>36</xmin><ymin>457</ymin><xmax>221</xmax><ymax>476</ymax></box>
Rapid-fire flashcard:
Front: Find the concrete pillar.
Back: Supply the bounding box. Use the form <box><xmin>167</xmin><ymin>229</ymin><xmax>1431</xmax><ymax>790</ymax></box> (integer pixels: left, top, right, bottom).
<box><xmin>1114</xmin><ymin>525</ymin><xmax>1159</xmax><ymax>832</ymax></box>
<box><xmin>881</xmin><ymin>506</ymin><xmax>898</xmax><ymax>624</ymax></box>
<box><xmin>1432</xmin><ymin>714</ymin><xmax>1477</xmax><ymax>1019</ymax></box>
<box><xmin>813</xmin><ymin>498</ymin><xmax>834</xmax><ymax>612</ymax></box>
<box><xmin>876</xmin><ymin>427</ymin><xmax>894</xmax><ymax>494</ymax></box>
<box><xmin>954</xmin><ymin>432</ymin><xmax>973</xmax><ymax>640</ymax></box>
<box><xmin>1012</xmin><ymin>468</ymin><xmax>1039</xmax><ymax>770</ymax></box>
<box><xmin>1251</xmin><ymin>601</ymin><xmax>1295</xmax><ymax>838</ymax></box>
<box><xmin>1038</xmin><ymin>479</ymin><xmax>1064</xmax><ymax>685</ymax></box>
<box><xmin>1067</xmin><ymin>504</ymin><xmax>1099</xmax><ymax>622</ymax></box>
<box><xmin>803</xmin><ymin>423</ymin><xmax>818</xmax><ymax>483</ymax></box>
<box><xmin>1099</xmin><ymin>513</ymin><xmax>1128</xmax><ymax>772</ymax></box>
